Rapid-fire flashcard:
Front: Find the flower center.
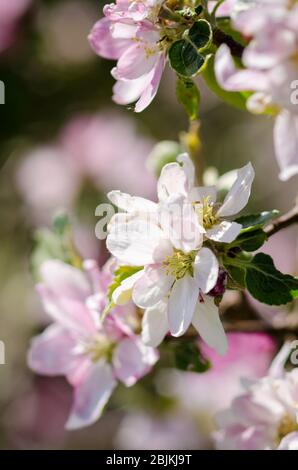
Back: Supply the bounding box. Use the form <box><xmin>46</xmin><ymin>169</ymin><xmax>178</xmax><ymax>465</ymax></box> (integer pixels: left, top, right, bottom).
<box><xmin>85</xmin><ymin>334</ymin><xmax>114</xmax><ymax>363</ymax></box>
<box><xmin>202</xmin><ymin>197</ymin><xmax>219</xmax><ymax>230</ymax></box>
<box><xmin>163</xmin><ymin>249</ymin><xmax>196</xmax><ymax>279</ymax></box>
<box><xmin>277</xmin><ymin>414</ymin><xmax>298</xmax><ymax>442</ymax></box>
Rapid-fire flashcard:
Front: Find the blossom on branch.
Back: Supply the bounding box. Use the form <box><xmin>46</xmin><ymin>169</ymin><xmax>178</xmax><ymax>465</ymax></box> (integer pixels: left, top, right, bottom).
<box><xmin>215</xmin><ymin>0</ymin><xmax>298</xmax><ymax>181</ymax></box>
<box><xmin>106</xmin><ymin>154</ymin><xmax>255</xmax><ymax>354</ymax></box>
<box><xmin>28</xmin><ymin>259</ymin><xmax>158</xmax><ymax>429</ymax></box>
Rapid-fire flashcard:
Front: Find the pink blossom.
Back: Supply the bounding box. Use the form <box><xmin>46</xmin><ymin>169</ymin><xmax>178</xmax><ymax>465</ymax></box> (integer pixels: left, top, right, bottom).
<box><xmin>159</xmin><ymin>332</ymin><xmax>277</xmax><ymax>416</ymax></box>
<box><xmin>28</xmin><ymin>258</ymin><xmax>158</xmax><ymax>429</ymax></box>
<box><xmin>16</xmin><ymin>112</ymin><xmax>156</xmax><ymax>224</ymax></box>
<box><xmin>0</xmin><ymin>0</ymin><xmax>31</xmax><ymax>52</ymax></box>
<box><xmin>89</xmin><ymin>0</ymin><xmax>166</xmax><ymax>111</ymax></box>
<box><xmin>214</xmin><ymin>344</ymin><xmax>298</xmax><ymax>450</ymax></box>
<box><xmin>214</xmin><ymin>0</ymin><xmax>298</xmax><ymax>181</ymax></box>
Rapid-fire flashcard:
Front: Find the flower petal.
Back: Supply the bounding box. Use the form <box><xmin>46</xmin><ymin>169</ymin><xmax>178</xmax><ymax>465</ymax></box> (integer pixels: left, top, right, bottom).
<box><xmin>113</xmin><ymin>337</ymin><xmax>158</xmax><ymax>386</ymax></box>
<box><xmin>112</xmin><ymin>42</ymin><xmax>159</xmax><ymax>80</ymax></box>
<box><xmin>135</xmin><ymin>54</ymin><xmax>165</xmax><ymax>112</ymax></box>
<box><xmin>159</xmin><ymin>193</ymin><xmax>204</xmax><ymax>252</ymax></box>
<box><xmin>142</xmin><ymin>299</ymin><xmax>169</xmax><ymax>347</ymax></box>
<box><xmin>193</xmin><ymin>247</ymin><xmax>219</xmax><ymax>294</ymax></box>
<box><xmin>168</xmin><ymin>275</ymin><xmax>200</xmax><ymax>337</ymax></box>
<box><xmin>216</xmin><ymin>162</ymin><xmax>255</xmax><ymax>217</ymax></box>
<box><xmin>65</xmin><ymin>361</ymin><xmax>116</xmax><ymax>430</ymax></box>
<box><xmin>132</xmin><ymin>265</ymin><xmax>173</xmax><ymax>308</ymax></box>
<box><xmin>206</xmin><ymin>220</ymin><xmax>242</xmax><ymax>243</ymax></box>
<box><xmin>274</xmin><ymin>110</ymin><xmax>298</xmax><ymax>181</ymax></box>
<box><xmin>157</xmin><ymin>162</ymin><xmax>187</xmax><ymax>203</ymax></box>
<box><xmin>39</xmin><ymin>260</ymin><xmax>91</xmax><ymax>302</ymax></box>
<box><xmin>88</xmin><ymin>18</ymin><xmax>131</xmax><ymax>60</ymax></box>
<box><xmin>177</xmin><ymin>153</ymin><xmax>195</xmax><ymax>192</ymax></box>
<box><xmin>28</xmin><ymin>324</ymin><xmax>76</xmax><ymax>376</ymax></box>
<box><xmin>215</xmin><ymin>44</ymin><xmax>269</xmax><ymax>92</ymax></box>
<box><xmin>107</xmin><ymin>217</ymin><xmax>166</xmax><ymax>265</ymax></box>
<box><xmin>278</xmin><ymin>432</ymin><xmax>298</xmax><ymax>450</ymax></box>
<box><xmin>108</xmin><ymin>190</ymin><xmax>157</xmax><ymax>213</ymax></box>
<box><xmin>192</xmin><ymin>295</ymin><xmax>228</xmax><ymax>355</ymax></box>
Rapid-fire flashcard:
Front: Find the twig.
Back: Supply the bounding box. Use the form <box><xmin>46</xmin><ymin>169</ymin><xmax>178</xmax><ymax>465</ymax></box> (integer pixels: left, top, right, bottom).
<box><xmin>265</xmin><ymin>205</ymin><xmax>298</xmax><ymax>237</ymax></box>
<box><xmin>213</xmin><ymin>27</ymin><xmax>245</xmax><ymax>58</ymax></box>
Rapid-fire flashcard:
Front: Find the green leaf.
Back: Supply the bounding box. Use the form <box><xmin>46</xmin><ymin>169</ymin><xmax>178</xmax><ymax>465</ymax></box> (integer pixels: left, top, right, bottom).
<box><xmin>235</xmin><ymin>210</ymin><xmax>279</xmax><ymax>230</ymax></box>
<box><xmin>246</xmin><ymin>253</ymin><xmax>298</xmax><ymax>305</ymax></box>
<box><xmin>226</xmin><ymin>265</ymin><xmax>246</xmax><ymax>289</ymax></box>
<box><xmin>169</xmin><ymin>40</ymin><xmax>205</xmax><ymax>77</ymax></box>
<box><xmin>231</xmin><ymin>228</ymin><xmax>267</xmax><ymax>252</ymax></box>
<box><xmin>107</xmin><ymin>265</ymin><xmax>142</xmax><ymax>301</ymax></box>
<box><xmin>173</xmin><ymin>341</ymin><xmax>211</xmax><ymax>373</ymax></box>
<box><xmin>176</xmin><ymin>77</ymin><xmax>200</xmax><ymax>120</ymax></box>
<box><xmin>188</xmin><ymin>19</ymin><xmax>212</xmax><ymax>51</ymax></box>
<box><xmin>202</xmin><ymin>55</ymin><xmax>250</xmax><ymax>111</ymax></box>
<box><xmin>31</xmin><ymin>213</ymin><xmax>82</xmax><ymax>280</ymax></box>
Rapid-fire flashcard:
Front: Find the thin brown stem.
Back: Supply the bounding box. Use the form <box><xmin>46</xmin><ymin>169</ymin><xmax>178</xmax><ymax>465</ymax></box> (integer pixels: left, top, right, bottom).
<box><xmin>265</xmin><ymin>205</ymin><xmax>298</xmax><ymax>238</ymax></box>
<box><xmin>213</xmin><ymin>28</ymin><xmax>245</xmax><ymax>58</ymax></box>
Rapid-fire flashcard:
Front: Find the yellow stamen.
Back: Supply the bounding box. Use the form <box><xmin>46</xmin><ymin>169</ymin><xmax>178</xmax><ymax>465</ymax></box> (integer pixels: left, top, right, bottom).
<box><xmin>163</xmin><ymin>250</ymin><xmax>196</xmax><ymax>280</ymax></box>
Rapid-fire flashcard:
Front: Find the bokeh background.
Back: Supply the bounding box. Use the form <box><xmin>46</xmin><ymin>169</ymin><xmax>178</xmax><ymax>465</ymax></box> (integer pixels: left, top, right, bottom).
<box><xmin>0</xmin><ymin>0</ymin><xmax>297</xmax><ymax>450</ymax></box>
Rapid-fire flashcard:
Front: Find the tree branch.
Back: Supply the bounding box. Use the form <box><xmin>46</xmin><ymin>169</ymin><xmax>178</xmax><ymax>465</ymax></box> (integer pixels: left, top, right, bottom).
<box><xmin>265</xmin><ymin>204</ymin><xmax>298</xmax><ymax>237</ymax></box>
<box><xmin>213</xmin><ymin>28</ymin><xmax>245</xmax><ymax>58</ymax></box>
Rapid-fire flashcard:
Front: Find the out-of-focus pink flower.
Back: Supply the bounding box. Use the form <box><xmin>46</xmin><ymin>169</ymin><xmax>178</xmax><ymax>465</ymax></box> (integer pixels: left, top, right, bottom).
<box><xmin>60</xmin><ymin>112</ymin><xmax>155</xmax><ymax>196</ymax></box>
<box><xmin>158</xmin><ymin>332</ymin><xmax>277</xmax><ymax>418</ymax></box>
<box><xmin>15</xmin><ymin>146</ymin><xmax>80</xmax><ymax>224</ymax></box>
<box><xmin>15</xmin><ymin>112</ymin><xmax>156</xmax><ymax>224</ymax></box>
<box><xmin>214</xmin><ymin>344</ymin><xmax>298</xmax><ymax>450</ymax></box>
<box><xmin>116</xmin><ymin>411</ymin><xmax>206</xmax><ymax>450</ymax></box>
<box><xmin>89</xmin><ymin>0</ymin><xmax>166</xmax><ymax>111</ymax></box>
<box><xmin>214</xmin><ymin>0</ymin><xmax>298</xmax><ymax>181</ymax></box>
<box><xmin>28</xmin><ymin>258</ymin><xmax>158</xmax><ymax>429</ymax></box>
<box><xmin>0</xmin><ymin>0</ymin><xmax>31</xmax><ymax>53</ymax></box>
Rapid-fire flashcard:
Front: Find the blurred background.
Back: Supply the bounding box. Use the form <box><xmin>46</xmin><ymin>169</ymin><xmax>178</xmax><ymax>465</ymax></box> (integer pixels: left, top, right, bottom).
<box><xmin>0</xmin><ymin>0</ymin><xmax>297</xmax><ymax>450</ymax></box>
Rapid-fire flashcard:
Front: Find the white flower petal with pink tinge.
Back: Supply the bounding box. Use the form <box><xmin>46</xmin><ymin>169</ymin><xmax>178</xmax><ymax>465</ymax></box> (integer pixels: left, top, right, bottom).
<box><xmin>157</xmin><ymin>162</ymin><xmax>187</xmax><ymax>203</ymax></box>
<box><xmin>108</xmin><ymin>190</ymin><xmax>157</xmax><ymax>213</ymax></box>
<box><xmin>206</xmin><ymin>220</ymin><xmax>242</xmax><ymax>243</ymax></box>
<box><xmin>278</xmin><ymin>432</ymin><xmax>298</xmax><ymax>450</ymax></box>
<box><xmin>215</xmin><ymin>44</ymin><xmax>269</xmax><ymax>92</ymax></box>
<box><xmin>113</xmin><ymin>337</ymin><xmax>158</xmax><ymax>386</ymax></box>
<box><xmin>168</xmin><ymin>275</ymin><xmax>200</xmax><ymax>337</ymax></box>
<box><xmin>132</xmin><ymin>265</ymin><xmax>173</xmax><ymax>309</ymax></box>
<box><xmin>274</xmin><ymin>110</ymin><xmax>298</xmax><ymax>181</ymax></box>
<box><xmin>142</xmin><ymin>300</ymin><xmax>169</xmax><ymax>347</ymax></box>
<box><xmin>28</xmin><ymin>324</ymin><xmax>77</xmax><ymax>376</ymax></box>
<box><xmin>192</xmin><ymin>295</ymin><xmax>227</xmax><ymax>356</ymax></box>
<box><xmin>159</xmin><ymin>193</ymin><xmax>203</xmax><ymax>252</ymax></box>
<box><xmin>39</xmin><ymin>260</ymin><xmax>91</xmax><ymax>302</ymax></box>
<box><xmin>113</xmin><ymin>42</ymin><xmax>159</xmax><ymax>80</ymax></box>
<box><xmin>107</xmin><ymin>218</ymin><xmax>166</xmax><ymax>266</ymax></box>
<box><xmin>216</xmin><ymin>162</ymin><xmax>255</xmax><ymax>217</ymax></box>
<box><xmin>66</xmin><ymin>361</ymin><xmax>116</xmax><ymax>430</ymax></box>
<box><xmin>193</xmin><ymin>247</ymin><xmax>219</xmax><ymax>294</ymax></box>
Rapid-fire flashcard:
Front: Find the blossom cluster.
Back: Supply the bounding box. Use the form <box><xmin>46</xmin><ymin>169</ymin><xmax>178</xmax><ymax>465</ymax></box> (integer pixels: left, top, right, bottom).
<box><xmin>106</xmin><ymin>153</ymin><xmax>254</xmax><ymax>354</ymax></box>
<box><xmin>214</xmin><ymin>344</ymin><xmax>298</xmax><ymax>450</ymax></box>
<box><xmin>214</xmin><ymin>0</ymin><xmax>298</xmax><ymax>181</ymax></box>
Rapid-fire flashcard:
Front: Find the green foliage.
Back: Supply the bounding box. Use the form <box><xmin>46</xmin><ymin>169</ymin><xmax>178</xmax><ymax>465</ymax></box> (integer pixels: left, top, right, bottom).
<box><xmin>235</xmin><ymin>210</ymin><xmax>279</xmax><ymax>230</ymax></box>
<box><xmin>226</xmin><ymin>265</ymin><xmax>246</xmax><ymax>289</ymax></box>
<box><xmin>176</xmin><ymin>77</ymin><xmax>200</xmax><ymax>120</ymax></box>
<box><xmin>245</xmin><ymin>253</ymin><xmax>298</xmax><ymax>305</ymax></box>
<box><xmin>224</xmin><ymin>252</ymin><xmax>298</xmax><ymax>305</ymax></box>
<box><xmin>202</xmin><ymin>55</ymin><xmax>250</xmax><ymax>110</ymax></box>
<box><xmin>169</xmin><ymin>20</ymin><xmax>212</xmax><ymax>77</ymax></box>
<box><xmin>31</xmin><ymin>213</ymin><xmax>81</xmax><ymax>280</ymax></box>
<box><xmin>103</xmin><ymin>265</ymin><xmax>143</xmax><ymax>317</ymax></box>
<box><xmin>169</xmin><ymin>40</ymin><xmax>205</xmax><ymax>77</ymax></box>
<box><xmin>230</xmin><ymin>228</ymin><xmax>267</xmax><ymax>252</ymax></box>
<box><xmin>173</xmin><ymin>340</ymin><xmax>211</xmax><ymax>373</ymax></box>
